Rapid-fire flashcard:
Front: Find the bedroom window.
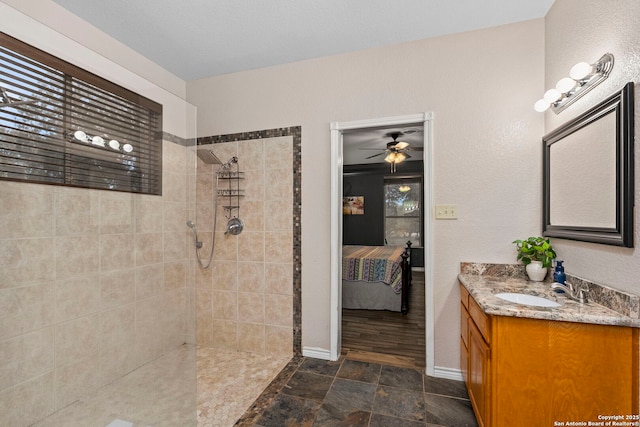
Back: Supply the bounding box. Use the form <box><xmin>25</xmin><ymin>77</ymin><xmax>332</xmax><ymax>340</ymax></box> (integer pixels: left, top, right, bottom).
<box><xmin>0</xmin><ymin>32</ymin><xmax>163</xmax><ymax>195</ymax></box>
<box><xmin>384</xmin><ymin>178</ymin><xmax>422</xmax><ymax>247</ymax></box>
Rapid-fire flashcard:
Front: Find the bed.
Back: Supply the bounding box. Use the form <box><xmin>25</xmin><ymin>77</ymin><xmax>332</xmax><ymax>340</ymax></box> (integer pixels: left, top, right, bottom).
<box><xmin>342</xmin><ymin>242</ymin><xmax>412</xmax><ymax>314</ymax></box>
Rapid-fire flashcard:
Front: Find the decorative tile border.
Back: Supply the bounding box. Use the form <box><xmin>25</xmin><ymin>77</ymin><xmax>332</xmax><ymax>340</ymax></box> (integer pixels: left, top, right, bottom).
<box><xmin>197</xmin><ymin>127</ymin><xmax>303</xmax><ymax>356</ymax></box>
<box><xmin>162</xmin><ymin>131</ymin><xmax>195</xmax><ymax>147</ymax></box>
<box><xmin>460</xmin><ymin>262</ymin><xmax>640</xmax><ymax>319</ymax></box>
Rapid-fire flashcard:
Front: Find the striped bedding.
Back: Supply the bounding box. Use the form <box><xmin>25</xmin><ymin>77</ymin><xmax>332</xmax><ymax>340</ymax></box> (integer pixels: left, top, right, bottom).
<box><xmin>342</xmin><ymin>245</ymin><xmax>404</xmax><ymax>293</ymax></box>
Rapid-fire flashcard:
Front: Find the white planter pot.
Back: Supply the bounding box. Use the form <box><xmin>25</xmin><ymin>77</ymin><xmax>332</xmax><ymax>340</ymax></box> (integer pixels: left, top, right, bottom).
<box><xmin>526</xmin><ymin>261</ymin><xmax>548</xmax><ymax>282</ymax></box>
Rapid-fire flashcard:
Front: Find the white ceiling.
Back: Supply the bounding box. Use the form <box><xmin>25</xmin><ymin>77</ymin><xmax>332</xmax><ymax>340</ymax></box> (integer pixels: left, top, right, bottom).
<box><xmin>49</xmin><ymin>0</ymin><xmax>554</xmax><ymax>81</ymax></box>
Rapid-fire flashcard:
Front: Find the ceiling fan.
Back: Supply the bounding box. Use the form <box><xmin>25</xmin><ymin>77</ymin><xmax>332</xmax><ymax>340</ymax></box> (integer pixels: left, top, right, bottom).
<box><xmin>364</xmin><ymin>131</ymin><xmax>423</xmax><ymax>172</ymax></box>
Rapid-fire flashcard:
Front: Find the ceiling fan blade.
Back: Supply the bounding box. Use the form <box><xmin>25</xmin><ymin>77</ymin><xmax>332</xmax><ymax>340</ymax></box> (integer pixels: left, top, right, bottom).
<box><xmin>365</xmin><ymin>152</ymin><xmax>386</xmax><ymax>159</ymax></box>
<box><xmin>394</xmin><ymin>141</ymin><xmax>409</xmax><ymax>150</ymax></box>
<box><xmin>405</xmin><ymin>147</ymin><xmax>424</xmax><ymax>151</ymax></box>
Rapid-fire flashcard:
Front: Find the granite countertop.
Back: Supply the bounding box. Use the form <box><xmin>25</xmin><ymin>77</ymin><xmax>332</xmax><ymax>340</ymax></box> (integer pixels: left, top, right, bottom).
<box><xmin>458</xmin><ymin>273</ymin><xmax>640</xmax><ymax>328</ymax></box>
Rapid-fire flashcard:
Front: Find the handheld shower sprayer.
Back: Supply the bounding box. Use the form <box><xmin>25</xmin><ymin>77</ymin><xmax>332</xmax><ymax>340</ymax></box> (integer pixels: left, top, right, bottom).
<box><xmin>186</xmin><ymin>220</ymin><xmax>203</xmax><ymax>249</ymax></box>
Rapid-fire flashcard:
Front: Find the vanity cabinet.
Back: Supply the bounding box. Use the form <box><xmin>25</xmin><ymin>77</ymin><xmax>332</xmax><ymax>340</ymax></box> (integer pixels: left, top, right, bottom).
<box><xmin>460</xmin><ymin>283</ymin><xmax>639</xmax><ymax>427</ymax></box>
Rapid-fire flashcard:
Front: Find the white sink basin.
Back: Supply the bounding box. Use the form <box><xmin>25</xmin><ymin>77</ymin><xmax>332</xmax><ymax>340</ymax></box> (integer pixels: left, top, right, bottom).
<box><xmin>494</xmin><ymin>292</ymin><xmax>561</xmax><ymax>308</ymax></box>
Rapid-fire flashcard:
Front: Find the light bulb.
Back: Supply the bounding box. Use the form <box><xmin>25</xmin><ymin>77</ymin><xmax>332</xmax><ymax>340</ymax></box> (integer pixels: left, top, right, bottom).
<box><xmin>569</xmin><ymin>62</ymin><xmax>592</xmax><ymax>80</ymax></box>
<box><xmin>91</xmin><ymin>136</ymin><xmax>105</xmax><ymax>146</ymax></box>
<box><xmin>122</xmin><ymin>144</ymin><xmax>133</xmax><ymax>153</ymax></box>
<box><xmin>543</xmin><ymin>88</ymin><xmax>561</xmax><ymax>103</ymax></box>
<box><xmin>108</xmin><ymin>140</ymin><xmax>120</xmax><ymax>150</ymax></box>
<box><xmin>74</xmin><ymin>130</ymin><xmax>87</xmax><ymax>142</ymax></box>
<box><xmin>534</xmin><ymin>99</ymin><xmax>550</xmax><ymax>112</ymax></box>
<box><xmin>556</xmin><ymin>77</ymin><xmax>576</xmax><ymax>93</ymax></box>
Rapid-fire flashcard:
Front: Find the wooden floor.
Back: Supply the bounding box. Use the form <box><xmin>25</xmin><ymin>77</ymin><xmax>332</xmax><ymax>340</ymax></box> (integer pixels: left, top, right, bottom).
<box><xmin>341</xmin><ymin>270</ymin><xmax>426</xmax><ymax>369</ymax></box>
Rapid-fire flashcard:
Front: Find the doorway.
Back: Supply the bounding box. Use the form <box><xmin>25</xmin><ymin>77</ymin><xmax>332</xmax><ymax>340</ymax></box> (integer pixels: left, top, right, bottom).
<box><xmin>329</xmin><ymin>113</ymin><xmax>434</xmax><ymax>374</ymax></box>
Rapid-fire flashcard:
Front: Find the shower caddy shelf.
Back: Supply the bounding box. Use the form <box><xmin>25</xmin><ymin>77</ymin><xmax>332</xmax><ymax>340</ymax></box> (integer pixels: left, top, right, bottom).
<box><xmin>216</xmin><ymin>170</ymin><xmax>244</xmax><ymax>219</ymax></box>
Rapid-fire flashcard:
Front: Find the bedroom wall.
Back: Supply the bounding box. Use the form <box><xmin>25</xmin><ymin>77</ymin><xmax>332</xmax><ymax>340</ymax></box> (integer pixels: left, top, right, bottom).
<box><xmin>187</xmin><ymin>19</ymin><xmax>545</xmax><ymax>371</ymax></box>
<box><xmin>543</xmin><ymin>0</ymin><xmax>640</xmax><ymax>295</ymax></box>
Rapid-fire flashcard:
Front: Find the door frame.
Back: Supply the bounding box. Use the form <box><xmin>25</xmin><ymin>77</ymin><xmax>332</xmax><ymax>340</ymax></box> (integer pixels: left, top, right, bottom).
<box><xmin>329</xmin><ymin>112</ymin><xmax>435</xmax><ymax>374</ymax></box>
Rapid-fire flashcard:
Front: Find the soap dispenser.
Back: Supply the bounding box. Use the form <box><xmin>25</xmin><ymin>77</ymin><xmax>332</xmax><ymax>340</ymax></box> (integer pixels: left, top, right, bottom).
<box><xmin>553</xmin><ymin>260</ymin><xmax>566</xmax><ymax>284</ymax></box>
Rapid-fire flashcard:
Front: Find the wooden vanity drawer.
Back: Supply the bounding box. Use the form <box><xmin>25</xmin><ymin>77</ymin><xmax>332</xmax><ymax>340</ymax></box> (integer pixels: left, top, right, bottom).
<box><xmin>469</xmin><ymin>295</ymin><xmax>490</xmax><ymax>344</ymax></box>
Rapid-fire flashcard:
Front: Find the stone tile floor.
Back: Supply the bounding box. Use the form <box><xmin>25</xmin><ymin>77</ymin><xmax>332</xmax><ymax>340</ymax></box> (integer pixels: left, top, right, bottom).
<box><xmin>236</xmin><ymin>356</ymin><xmax>478</xmax><ymax>427</ymax></box>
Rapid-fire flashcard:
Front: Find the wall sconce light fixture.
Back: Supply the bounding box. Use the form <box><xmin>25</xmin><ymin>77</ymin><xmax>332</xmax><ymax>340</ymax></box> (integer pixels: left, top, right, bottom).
<box><xmin>534</xmin><ymin>53</ymin><xmax>614</xmax><ymax>114</ymax></box>
<box><xmin>72</xmin><ymin>130</ymin><xmax>133</xmax><ymax>153</ymax></box>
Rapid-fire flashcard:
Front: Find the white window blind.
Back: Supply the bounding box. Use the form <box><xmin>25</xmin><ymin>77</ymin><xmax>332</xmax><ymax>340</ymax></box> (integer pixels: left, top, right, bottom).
<box><xmin>0</xmin><ymin>32</ymin><xmax>163</xmax><ymax>195</ymax></box>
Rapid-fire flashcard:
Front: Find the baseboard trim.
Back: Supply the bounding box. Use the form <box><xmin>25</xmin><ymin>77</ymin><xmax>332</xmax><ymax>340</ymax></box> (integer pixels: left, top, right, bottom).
<box><xmin>430</xmin><ymin>366</ymin><xmax>464</xmax><ymax>381</ymax></box>
<box><xmin>302</xmin><ymin>347</ymin><xmax>332</xmax><ymax>360</ymax></box>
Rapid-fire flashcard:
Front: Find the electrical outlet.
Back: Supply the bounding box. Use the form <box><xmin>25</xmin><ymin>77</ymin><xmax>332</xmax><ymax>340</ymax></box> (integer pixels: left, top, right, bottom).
<box><xmin>435</xmin><ymin>204</ymin><xmax>458</xmax><ymax>219</ymax></box>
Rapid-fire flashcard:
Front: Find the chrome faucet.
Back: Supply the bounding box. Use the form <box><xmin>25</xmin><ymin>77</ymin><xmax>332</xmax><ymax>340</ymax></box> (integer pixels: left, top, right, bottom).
<box><xmin>550</xmin><ymin>282</ymin><xmax>589</xmax><ymax>304</ymax></box>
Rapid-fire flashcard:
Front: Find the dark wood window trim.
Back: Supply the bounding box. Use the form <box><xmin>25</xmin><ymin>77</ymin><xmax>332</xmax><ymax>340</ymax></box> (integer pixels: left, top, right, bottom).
<box><xmin>0</xmin><ymin>32</ymin><xmax>163</xmax><ymax>195</ymax></box>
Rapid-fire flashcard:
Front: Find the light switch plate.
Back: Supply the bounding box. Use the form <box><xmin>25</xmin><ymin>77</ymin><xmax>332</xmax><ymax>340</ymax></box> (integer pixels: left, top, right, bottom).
<box><xmin>435</xmin><ymin>204</ymin><xmax>457</xmax><ymax>219</ymax></box>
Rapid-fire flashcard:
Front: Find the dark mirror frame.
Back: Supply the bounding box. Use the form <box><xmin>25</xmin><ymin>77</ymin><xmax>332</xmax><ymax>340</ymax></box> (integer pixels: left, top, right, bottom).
<box><xmin>543</xmin><ymin>82</ymin><xmax>635</xmax><ymax>247</ymax></box>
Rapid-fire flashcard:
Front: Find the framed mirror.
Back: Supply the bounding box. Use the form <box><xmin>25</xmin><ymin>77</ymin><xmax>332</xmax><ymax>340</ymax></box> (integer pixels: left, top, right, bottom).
<box><xmin>543</xmin><ymin>82</ymin><xmax>634</xmax><ymax>247</ymax></box>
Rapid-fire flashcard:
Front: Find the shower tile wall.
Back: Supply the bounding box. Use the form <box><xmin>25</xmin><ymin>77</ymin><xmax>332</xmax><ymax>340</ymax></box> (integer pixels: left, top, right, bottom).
<box><xmin>0</xmin><ymin>139</ymin><xmax>194</xmax><ymax>427</ymax></box>
<box><xmin>195</xmin><ymin>136</ymin><xmax>293</xmax><ymax>357</ymax></box>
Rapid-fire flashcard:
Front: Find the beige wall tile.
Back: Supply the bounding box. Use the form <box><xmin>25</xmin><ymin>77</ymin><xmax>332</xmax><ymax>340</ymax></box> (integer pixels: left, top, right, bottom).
<box><xmin>266</xmin><ymin>325</ymin><xmax>293</xmax><ymax>356</ymax></box>
<box><xmin>100</xmin><ymin>270</ymin><xmax>136</xmax><ymax>310</ymax></box>
<box><xmin>265</xmin><ymin>168</ymin><xmax>292</xmax><ymax>201</ymax></box>
<box><xmin>55</xmin><ymin>275</ymin><xmax>101</xmax><ymax>322</ymax></box>
<box><xmin>265</xmin><ymin>294</ymin><xmax>293</xmax><ymax>327</ymax></box>
<box><xmin>163</xmin><ymin>172</ymin><xmax>187</xmax><ymax>203</ymax></box>
<box><xmin>164</xmin><ymin>260</ymin><xmax>187</xmax><ymax>291</ymax></box>
<box><xmin>55</xmin><ymin>314</ymin><xmax>100</xmax><ymax>368</ymax></box>
<box><xmin>238</xmin><ymin>139</ymin><xmax>265</xmax><ymax>171</ymax></box>
<box><xmin>265</xmin><ymin>200</ymin><xmax>293</xmax><ymax>232</ymax></box>
<box><xmin>212</xmin><ymin>290</ymin><xmax>236</xmax><ymax>321</ymax></box>
<box><xmin>100</xmin><ymin>234</ymin><xmax>135</xmax><ymax>272</ymax></box>
<box><xmin>237</xmin><ymin>323</ymin><xmax>265</xmax><ymax>353</ymax></box>
<box><xmin>99</xmin><ymin>194</ymin><xmax>134</xmax><ymax>234</ymax></box>
<box><xmin>0</xmin><ymin>327</ymin><xmax>53</xmax><ymax>390</ymax></box>
<box><xmin>264</xmin><ymin>231</ymin><xmax>293</xmax><ymax>264</ymax></box>
<box><xmin>135</xmin><ymin>264</ymin><xmax>164</xmax><ymax>300</ymax></box>
<box><xmin>0</xmin><ymin>284</ymin><xmax>55</xmax><ymax>341</ymax></box>
<box><xmin>237</xmin><ymin>262</ymin><xmax>264</xmax><ymax>293</ymax></box>
<box><xmin>163</xmin><ymin>289</ymin><xmax>188</xmax><ymax>349</ymax></box>
<box><xmin>211</xmin><ymin>319</ymin><xmax>237</xmax><ymax>350</ymax></box>
<box><xmin>238</xmin><ymin>291</ymin><xmax>264</xmax><ymax>324</ymax></box>
<box><xmin>163</xmin><ymin>201</ymin><xmax>187</xmax><ymax>232</ymax></box>
<box><xmin>242</xmin><ymin>169</ymin><xmax>265</xmax><ymax>201</ymax></box>
<box><xmin>135</xmin><ymin>296</ymin><xmax>166</xmax><ymax>365</ymax></box>
<box><xmin>54</xmin><ymin>188</ymin><xmax>99</xmax><ymax>236</ymax></box>
<box><xmin>264</xmin><ymin>137</ymin><xmax>293</xmax><ymax>170</ymax></box>
<box><xmin>0</xmin><ymin>372</ymin><xmax>54</xmax><ymax>427</ymax></box>
<box><xmin>164</xmin><ymin>231</ymin><xmax>188</xmax><ymax>262</ymax></box>
<box><xmin>0</xmin><ymin>238</ymin><xmax>54</xmax><ymax>288</ymax></box>
<box><xmin>0</xmin><ymin>187</ymin><xmax>54</xmax><ymax>238</ymax></box>
<box><xmin>237</xmin><ymin>231</ymin><xmax>264</xmax><ymax>262</ymax></box>
<box><xmin>100</xmin><ymin>305</ymin><xmax>136</xmax><ymax>385</ymax></box>
<box><xmin>55</xmin><ymin>357</ymin><xmax>102</xmax><ymax>410</ymax></box>
<box><xmin>135</xmin><ymin>233</ymin><xmax>163</xmax><ymax>266</ymax></box>
<box><xmin>195</xmin><ymin>288</ymin><xmax>213</xmax><ymax>345</ymax></box>
<box><xmin>211</xmin><ymin>261</ymin><xmax>237</xmax><ymax>291</ymax></box>
<box><xmin>239</xmin><ymin>200</ymin><xmax>264</xmax><ymax>232</ymax></box>
<box><xmin>56</xmin><ymin>235</ymin><xmax>100</xmax><ymax>278</ymax></box>
<box><xmin>265</xmin><ymin>263</ymin><xmax>293</xmax><ymax>295</ymax></box>
<box><xmin>135</xmin><ymin>196</ymin><xmax>164</xmax><ymax>233</ymax></box>
<box><xmin>212</xmin><ymin>231</ymin><xmax>237</xmax><ymax>261</ymax></box>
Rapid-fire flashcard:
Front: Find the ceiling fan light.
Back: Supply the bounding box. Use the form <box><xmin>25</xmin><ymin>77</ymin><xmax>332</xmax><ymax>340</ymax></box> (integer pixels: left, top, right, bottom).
<box><xmin>384</xmin><ymin>152</ymin><xmax>396</xmax><ymax>163</ymax></box>
<box><xmin>395</xmin><ymin>152</ymin><xmax>407</xmax><ymax>163</ymax></box>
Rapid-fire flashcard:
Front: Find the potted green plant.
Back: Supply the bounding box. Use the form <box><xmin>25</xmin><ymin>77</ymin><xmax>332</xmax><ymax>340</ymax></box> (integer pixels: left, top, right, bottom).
<box><xmin>512</xmin><ymin>236</ymin><xmax>556</xmax><ymax>281</ymax></box>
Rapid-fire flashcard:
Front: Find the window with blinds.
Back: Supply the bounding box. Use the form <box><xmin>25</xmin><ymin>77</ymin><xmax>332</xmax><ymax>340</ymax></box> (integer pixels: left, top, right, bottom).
<box><xmin>0</xmin><ymin>32</ymin><xmax>163</xmax><ymax>195</ymax></box>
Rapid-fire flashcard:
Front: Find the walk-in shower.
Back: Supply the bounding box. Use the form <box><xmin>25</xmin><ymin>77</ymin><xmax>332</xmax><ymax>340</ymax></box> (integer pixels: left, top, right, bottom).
<box><xmin>187</xmin><ymin>148</ymin><xmax>244</xmax><ymax>269</ymax></box>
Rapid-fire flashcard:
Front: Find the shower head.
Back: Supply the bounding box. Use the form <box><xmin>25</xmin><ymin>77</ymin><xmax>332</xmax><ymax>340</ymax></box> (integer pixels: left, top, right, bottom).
<box><xmin>186</xmin><ymin>220</ymin><xmax>196</xmax><ymax>229</ymax></box>
<box><xmin>196</xmin><ymin>149</ymin><xmax>223</xmax><ymax>165</ymax></box>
